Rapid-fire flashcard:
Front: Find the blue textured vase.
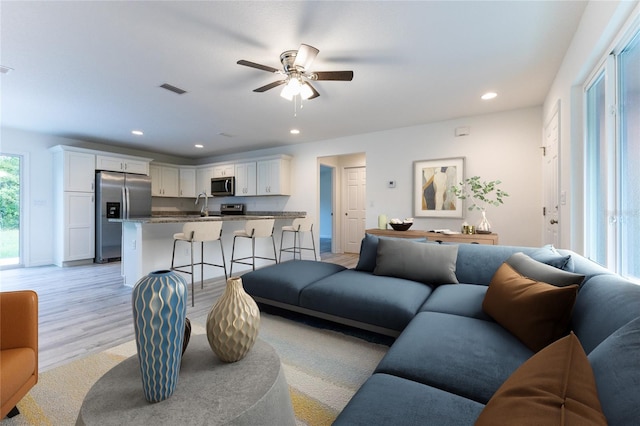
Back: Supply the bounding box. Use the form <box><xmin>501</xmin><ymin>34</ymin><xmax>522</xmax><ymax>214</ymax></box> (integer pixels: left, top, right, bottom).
<box><xmin>132</xmin><ymin>269</ymin><xmax>187</xmax><ymax>403</ymax></box>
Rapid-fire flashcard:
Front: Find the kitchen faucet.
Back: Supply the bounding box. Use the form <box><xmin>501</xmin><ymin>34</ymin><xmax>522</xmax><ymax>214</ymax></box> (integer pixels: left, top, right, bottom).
<box><xmin>195</xmin><ymin>191</ymin><xmax>209</xmax><ymax>216</ymax></box>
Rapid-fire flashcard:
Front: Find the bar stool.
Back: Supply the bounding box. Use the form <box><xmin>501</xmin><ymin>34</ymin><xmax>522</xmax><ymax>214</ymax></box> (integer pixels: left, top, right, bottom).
<box><xmin>279</xmin><ymin>217</ymin><xmax>318</xmax><ymax>261</ymax></box>
<box><xmin>230</xmin><ymin>219</ymin><xmax>277</xmax><ymax>276</ymax></box>
<box><xmin>171</xmin><ymin>221</ymin><xmax>227</xmax><ymax>306</ymax></box>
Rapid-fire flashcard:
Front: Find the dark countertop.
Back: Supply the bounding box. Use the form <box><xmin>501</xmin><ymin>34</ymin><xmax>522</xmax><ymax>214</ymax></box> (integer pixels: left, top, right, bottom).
<box><xmin>110</xmin><ymin>211</ymin><xmax>306</xmax><ymax>224</ymax></box>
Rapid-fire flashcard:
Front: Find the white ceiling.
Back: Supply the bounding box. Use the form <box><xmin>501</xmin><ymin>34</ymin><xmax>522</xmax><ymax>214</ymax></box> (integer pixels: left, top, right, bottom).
<box><xmin>1</xmin><ymin>1</ymin><xmax>587</xmax><ymax>160</ymax></box>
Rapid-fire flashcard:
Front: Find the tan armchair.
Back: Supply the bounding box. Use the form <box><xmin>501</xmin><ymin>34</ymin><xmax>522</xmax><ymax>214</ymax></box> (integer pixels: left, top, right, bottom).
<box><xmin>1</xmin><ymin>290</ymin><xmax>38</xmax><ymax>419</ymax></box>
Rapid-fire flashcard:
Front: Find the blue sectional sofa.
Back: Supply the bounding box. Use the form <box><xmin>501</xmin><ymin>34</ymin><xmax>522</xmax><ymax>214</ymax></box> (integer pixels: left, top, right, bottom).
<box><xmin>241</xmin><ymin>234</ymin><xmax>640</xmax><ymax>425</ymax></box>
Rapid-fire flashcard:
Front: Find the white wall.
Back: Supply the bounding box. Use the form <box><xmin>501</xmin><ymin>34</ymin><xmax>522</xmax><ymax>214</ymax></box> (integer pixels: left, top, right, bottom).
<box><xmin>543</xmin><ymin>0</ymin><xmax>639</xmax><ymax>252</ymax></box>
<box><xmin>0</xmin><ymin>127</ymin><xmax>189</xmax><ymax>266</ymax></box>
<box><xmin>213</xmin><ymin>106</ymin><xmax>543</xmax><ymax>248</ymax></box>
<box><xmin>3</xmin><ymin>106</ymin><xmax>542</xmax><ymax>266</ymax></box>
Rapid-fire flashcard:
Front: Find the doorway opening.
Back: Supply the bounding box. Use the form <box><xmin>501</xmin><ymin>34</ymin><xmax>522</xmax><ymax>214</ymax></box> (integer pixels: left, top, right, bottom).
<box><xmin>0</xmin><ymin>154</ymin><xmax>22</xmax><ymax>268</ymax></box>
<box><xmin>319</xmin><ymin>165</ymin><xmax>333</xmax><ymax>254</ymax></box>
<box><xmin>318</xmin><ymin>153</ymin><xmax>366</xmax><ymax>255</ymax></box>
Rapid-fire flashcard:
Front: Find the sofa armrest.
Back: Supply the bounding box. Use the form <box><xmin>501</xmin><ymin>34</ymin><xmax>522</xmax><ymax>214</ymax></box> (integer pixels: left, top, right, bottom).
<box><xmin>0</xmin><ymin>290</ymin><xmax>38</xmax><ymax>355</ymax></box>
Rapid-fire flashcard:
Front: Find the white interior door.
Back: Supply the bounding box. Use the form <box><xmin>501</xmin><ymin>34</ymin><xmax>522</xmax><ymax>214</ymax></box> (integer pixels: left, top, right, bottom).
<box><xmin>543</xmin><ymin>106</ymin><xmax>560</xmax><ymax>247</ymax></box>
<box><xmin>343</xmin><ymin>167</ymin><xmax>366</xmax><ymax>253</ymax></box>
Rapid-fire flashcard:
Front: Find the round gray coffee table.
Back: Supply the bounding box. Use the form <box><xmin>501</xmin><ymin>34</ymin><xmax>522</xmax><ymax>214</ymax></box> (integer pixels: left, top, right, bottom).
<box><xmin>76</xmin><ymin>335</ymin><xmax>296</xmax><ymax>425</ymax></box>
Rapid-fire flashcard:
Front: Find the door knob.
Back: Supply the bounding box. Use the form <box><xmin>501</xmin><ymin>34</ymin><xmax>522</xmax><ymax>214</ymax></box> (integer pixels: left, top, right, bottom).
<box><xmin>550</xmin><ymin>219</ymin><xmax>558</xmax><ymax>224</ymax></box>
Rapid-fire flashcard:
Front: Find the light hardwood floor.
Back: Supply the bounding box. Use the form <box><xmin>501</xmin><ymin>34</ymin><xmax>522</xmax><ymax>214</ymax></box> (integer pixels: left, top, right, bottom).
<box><xmin>1</xmin><ymin>252</ymin><xmax>358</xmax><ymax>372</ymax></box>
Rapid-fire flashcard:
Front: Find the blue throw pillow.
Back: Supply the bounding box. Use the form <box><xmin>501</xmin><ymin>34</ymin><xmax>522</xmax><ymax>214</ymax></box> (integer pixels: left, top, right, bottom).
<box><xmin>355</xmin><ymin>233</ymin><xmax>380</xmax><ymax>272</ymax></box>
<box><xmin>530</xmin><ymin>244</ymin><xmax>574</xmax><ymax>271</ymax></box>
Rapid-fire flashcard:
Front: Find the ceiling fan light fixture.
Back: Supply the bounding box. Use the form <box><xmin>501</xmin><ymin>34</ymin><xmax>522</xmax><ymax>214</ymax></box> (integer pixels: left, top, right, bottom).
<box><xmin>300</xmin><ymin>82</ymin><xmax>314</xmax><ymax>100</ymax></box>
<box><xmin>280</xmin><ymin>77</ymin><xmax>302</xmax><ymax>100</ymax></box>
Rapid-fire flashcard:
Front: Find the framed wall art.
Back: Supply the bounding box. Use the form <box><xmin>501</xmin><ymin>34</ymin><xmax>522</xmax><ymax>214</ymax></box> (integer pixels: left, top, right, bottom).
<box><xmin>413</xmin><ymin>157</ymin><xmax>465</xmax><ymax>218</ymax></box>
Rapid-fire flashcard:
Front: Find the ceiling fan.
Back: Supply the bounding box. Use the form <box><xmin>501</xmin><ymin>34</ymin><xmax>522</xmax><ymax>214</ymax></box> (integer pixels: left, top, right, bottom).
<box><xmin>237</xmin><ymin>44</ymin><xmax>354</xmax><ymax>101</ymax></box>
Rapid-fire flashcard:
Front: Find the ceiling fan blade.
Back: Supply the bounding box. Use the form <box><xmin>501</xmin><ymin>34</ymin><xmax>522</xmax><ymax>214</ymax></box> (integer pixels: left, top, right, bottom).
<box><xmin>313</xmin><ymin>70</ymin><xmax>354</xmax><ymax>81</ymax></box>
<box><xmin>253</xmin><ymin>80</ymin><xmax>287</xmax><ymax>92</ymax></box>
<box><xmin>237</xmin><ymin>60</ymin><xmax>280</xmax><ymax>74</ymax></box>
<box><xmin>304</xmin><ymin>82</ymin><xmax>320</xmax><ymax>100</ymax></box>
<box><xmin>293</xmin><ymin>44</ymin><xmax>319</xmax><ymax>70</ymax></box>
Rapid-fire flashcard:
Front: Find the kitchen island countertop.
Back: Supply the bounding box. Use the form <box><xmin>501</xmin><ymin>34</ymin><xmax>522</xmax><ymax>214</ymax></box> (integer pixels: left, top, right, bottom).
<box><xmin>111</xmin><ymin>211</ymin><xmax>306</xmax><ymax>224</ymax></box>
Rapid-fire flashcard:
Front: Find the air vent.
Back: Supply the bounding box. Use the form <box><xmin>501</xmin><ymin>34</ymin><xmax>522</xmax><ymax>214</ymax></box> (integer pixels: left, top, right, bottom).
<box><xmin>159</xmin><ymin>83</ymin><xmax>187</xmax><ymax>95</ymax></box>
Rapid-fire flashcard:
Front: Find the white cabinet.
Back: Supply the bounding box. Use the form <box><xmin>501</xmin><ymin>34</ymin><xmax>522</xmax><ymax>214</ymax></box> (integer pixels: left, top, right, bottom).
<box><xmin>196</xmin><ymin>167</ymin><xmax>213</xmax><ymax>196</ymax></box>
<box><xmin>51</xmin><ymin>146</ymin><xmax>96</xmax><ymax>266</ymax></box>
<box><xmin>257</xmin><ymin>158</ymin><xmax>291</xmax><ymax>195</ymax></box>
<box><xmin>150</xmin><ymin>164</ymin><xmax>179</xmax><ymax>197</ymax></box>
<box><xmin>179</xmin><ymin>168</ymin><xmax>196</xmax><ymax>198</ymax></box>
<box><xmin>64</xmin><ymin>192</ymin><xmax>95</xmax><ymax>261</ymax></box>
<box><xmin>64</xmin><ymin>151</ymin><xmax>95</xmax><ymax>192</ymax></box>
<box><xmin>96</xmin><ymin>154</ymin><xmax>149</xmax><ymax>175</ymax></box>
<box><xmin>213</xmin><ymin>164</ymin><xmax>235</xmax><ymax>178</ymax></box>
<box><xmin>235</xmin><ymin>162</ymin><xmax>257</xmax><ymax>196</ymax></box>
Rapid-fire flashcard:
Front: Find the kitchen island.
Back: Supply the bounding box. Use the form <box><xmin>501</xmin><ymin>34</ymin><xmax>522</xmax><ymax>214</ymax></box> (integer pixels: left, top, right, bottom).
<box><xmin>113</xmin><ymin>212</ymin><xmax>306</xmax><ymax>287</ymax></box>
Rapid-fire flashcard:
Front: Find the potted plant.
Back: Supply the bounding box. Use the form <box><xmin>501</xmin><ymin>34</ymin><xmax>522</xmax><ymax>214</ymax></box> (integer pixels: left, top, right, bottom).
<box><xmin>451</xmin><ymin>176</ymin><xmax>509</xmax><ymax>233</ymax></box>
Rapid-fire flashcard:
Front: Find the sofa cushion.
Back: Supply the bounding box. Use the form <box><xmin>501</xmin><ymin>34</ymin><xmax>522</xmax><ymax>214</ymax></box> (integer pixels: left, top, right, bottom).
<box><xmin>454</xmin><ymin>244</ymin><xmax>540</xmax><ymax>285</ymax></box>
<box><xmin>529</xmin><ymin>244</ymin><xmax>574</xmax><ymax>271</ymax></box>
<box><xmin>476</xmin><ymin>332</ymin><xmax>606</xmax><ymax>426</ymax></box>
<box><xmin>419</xmin><ymin>283</ymin><xmax>491</xmax><ymax>320</ymax></box>
<box><xmin>571</xmin><ymin>273</ymin><xmax>640</xmax><ymax>354</ymax></box>
<box><xmin>505</xmin><ymin>252</ymin><xmax>585</xmax><ymax>287</ymax></box>
<box><xmin>588</xmin><ymin>316</ymin><xmax>640</xmax><ymax>425</ymax></box>
<box><xmin>241</xmin><ymin>260</ymin><xmax>346</xmax><ymax>306</ymax></box>
<box><xmin>483</xmin><ymin>262</ymin><xmax>578</xmax><ymax>352</ymax></box>
<box><xmin>333</xmin><ymin>373</ymin><xmax>484</xmax><ymax>426</ymax></box>
<box><xmin>375</xmin><ymin>311</ymin><xmax>533</xmax><ymax>404</ymax></box>
<box><xmin>299</xmin><ymin>270</ymin><xmax>433</xmax><ymax>332</ymax></box>
<box><xmin>373</xmin><ymin>238</ymin><xmax>458</xmax><ymax>285</ymax></box>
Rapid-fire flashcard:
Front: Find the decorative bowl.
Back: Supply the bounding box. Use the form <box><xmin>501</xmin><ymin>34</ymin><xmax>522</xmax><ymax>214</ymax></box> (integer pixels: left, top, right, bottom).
<box><xmin>389</xmin><ymin>222</ymin><xmax>413</xmax><ymax>231</ymax></box>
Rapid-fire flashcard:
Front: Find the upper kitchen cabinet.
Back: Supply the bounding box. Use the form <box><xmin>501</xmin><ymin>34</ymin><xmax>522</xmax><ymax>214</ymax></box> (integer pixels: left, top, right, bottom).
<box><xmin>212</xmin><ymin>163</ymin><xmax>235</xmax><ymax>178</ymax></box>
<box><xmin>235</xmin><ymin>161</ymin><xmax>257</xmax><ymax>196</ymax></box>
<box><xmin>150</xmin><ymin>164</ymin><xmax>180</xmax><ymax>197</ymax></box>
<box><xmin>257</xmin><ymin>157</ymin><xmax>291</xmax><ymax>196</ymax></box>
<box><xmin>55</xmin><ymin>149</ymin><xmax>96</xmax><ymax>193</ymax></box>
<box><xmin>96</xmin><ymin>154</ymin><xmax>150</xmax><ymax>175</ymax></box>
<box><xmin>179</xmin><ymin>168</ymin><xmax>197</xmax><ymax>198</ymax></box>
<box><xmin>196</xmin><ymin>167</ymin><xmax>213</xmax><ymax>196</ymax></box>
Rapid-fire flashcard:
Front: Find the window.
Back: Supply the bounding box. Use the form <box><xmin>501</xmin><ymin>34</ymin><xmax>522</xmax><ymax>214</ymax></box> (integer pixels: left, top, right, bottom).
<box><xmin>618</xmin><ymin>31</ymin><xmax>640</xmax><ymax>279</ymax></box>
<box><xmin>585</xmin><ymin>28</ymin><xmax>640</xmax><ymax>282</ymax></box>
<box><xmin>0</xmin><ymin>154</ymin><xmax>21</xmax><ymax>268</ymax></box>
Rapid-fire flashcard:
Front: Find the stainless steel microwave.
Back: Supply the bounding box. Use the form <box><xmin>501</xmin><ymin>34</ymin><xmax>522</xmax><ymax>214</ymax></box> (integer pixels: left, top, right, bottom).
<box><xmin>211</xmin><ymin>176</ymin><xmax>235</xmax><ymax>196</ymax></box>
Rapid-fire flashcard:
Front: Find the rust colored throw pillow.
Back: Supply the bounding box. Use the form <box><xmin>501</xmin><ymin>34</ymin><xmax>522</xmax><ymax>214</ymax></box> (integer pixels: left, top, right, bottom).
<box><xmin>476</xmin><ymin>332</ymin><xmax>607</xmax><ymax>426</ymax></box>
<box><xmin>483</xmin><ymin>262</ymin><xmax>578</xmax><ymax>352</ymax></box>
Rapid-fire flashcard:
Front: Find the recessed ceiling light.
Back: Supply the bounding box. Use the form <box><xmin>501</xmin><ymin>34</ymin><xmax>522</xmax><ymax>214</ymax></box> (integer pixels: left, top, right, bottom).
<box><xmin>290</xmin><ymin>129</ymin><xmax>300</xmax><ymax>135</ymax></box>
<box><xmin>131</xmin><ymin>130</ymin><xmax>144</xmax><ymax>136</ymax></box>
<box><xmin>481</xmin><ymin>92</ymin><xmax>497</xmax><ymax>100</ymax></box>
<box><xmin>195</xmin><ymin>144</ymin><xmax>204</xmax><ymax>148</ymax></box>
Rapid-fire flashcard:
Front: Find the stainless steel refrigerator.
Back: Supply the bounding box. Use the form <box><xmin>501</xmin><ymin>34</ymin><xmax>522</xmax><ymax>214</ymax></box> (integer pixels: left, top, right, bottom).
<box><xmin>95</xmin><ymin>171</ymin><xmax>152</xmax><ymax>263</ymax></box>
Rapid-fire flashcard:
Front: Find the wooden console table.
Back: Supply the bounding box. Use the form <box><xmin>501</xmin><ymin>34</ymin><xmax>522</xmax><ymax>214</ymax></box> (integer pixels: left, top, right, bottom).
<box><xmin>366</xmin><ymin>228</ymin><xmax>499</xmax><ymax>245</ymax></box>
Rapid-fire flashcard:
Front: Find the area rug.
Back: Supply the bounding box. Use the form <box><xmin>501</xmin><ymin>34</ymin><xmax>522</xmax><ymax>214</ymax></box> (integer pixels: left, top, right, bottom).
<box><xmin>4</xmin><ymin>313</ymin><xmax>388</xmax><ymax>426</ymax></box>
